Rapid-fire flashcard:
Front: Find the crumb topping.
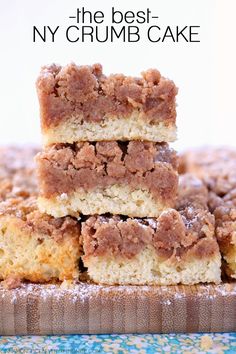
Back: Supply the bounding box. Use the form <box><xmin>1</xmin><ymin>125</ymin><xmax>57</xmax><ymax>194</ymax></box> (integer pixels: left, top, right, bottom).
<box><xmin>37</xmin><ymin>63</ymin><xmax>178</xmax><ymax>128</ymax></box>
<box><xmin>36</xmin><ymin>141</ymin><xmax>178</xmax><ymax>203</ymax></box>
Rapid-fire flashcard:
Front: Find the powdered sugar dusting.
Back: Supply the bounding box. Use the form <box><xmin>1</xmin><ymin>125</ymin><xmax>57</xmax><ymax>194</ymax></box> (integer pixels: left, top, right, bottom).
<box><xmin>1</xmin><ymin>282</ymin><xmax>236</xmax><ymax>305</ymax></box>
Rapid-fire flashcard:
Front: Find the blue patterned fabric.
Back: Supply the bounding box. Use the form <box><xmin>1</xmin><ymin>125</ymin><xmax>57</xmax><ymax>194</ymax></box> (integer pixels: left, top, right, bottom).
<box><xmin>0</xmin><ymin>333</ymin><xmax>236</xmax><ymax>353</ymax></box>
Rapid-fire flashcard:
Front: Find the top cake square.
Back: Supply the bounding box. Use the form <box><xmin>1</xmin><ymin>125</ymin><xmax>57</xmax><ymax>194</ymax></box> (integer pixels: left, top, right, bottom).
<box><xmin>36</xmin><ymin>63</ymin><xmax>178</xmax><ymax>145</ymax></box>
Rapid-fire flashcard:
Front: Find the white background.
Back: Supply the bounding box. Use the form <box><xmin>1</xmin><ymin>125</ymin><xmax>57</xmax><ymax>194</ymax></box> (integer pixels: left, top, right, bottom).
<box><xmin>0</xmin><ymin>0</ymin><xmax>235</xmax><ymax>151</ymax></box>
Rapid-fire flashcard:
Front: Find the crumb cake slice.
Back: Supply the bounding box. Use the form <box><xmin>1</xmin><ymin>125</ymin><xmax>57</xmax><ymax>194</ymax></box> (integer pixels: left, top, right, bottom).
<box><xmin>36</xmin><ymin>141</ymin><xmax>178</xmax><ymax>218</ymax></box>
<box><xmin>81</xmin><ymin>174</ymin><xmax>221</xmax><ymax>285</ymax></box>
<box><xmin>180</xmin><ymin>147</ymin><xmax>236</xmax><ymax>279</ymax></box>
<box><xmin>37</xmin><ymin>63</ymin><xmax>178</xmax><ymax>145</ymax></box>
<box><xmin>0</xmin><ymin>146</ymin><xmax>81</xmax><ymax>283</ymax></box>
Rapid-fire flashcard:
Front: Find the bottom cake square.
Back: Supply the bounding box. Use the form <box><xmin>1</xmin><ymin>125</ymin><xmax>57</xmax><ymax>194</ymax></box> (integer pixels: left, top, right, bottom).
<box><xmin>81</xmin><ymin>175</ymin><xmax>221</xmax><ymax>285</ymax></box>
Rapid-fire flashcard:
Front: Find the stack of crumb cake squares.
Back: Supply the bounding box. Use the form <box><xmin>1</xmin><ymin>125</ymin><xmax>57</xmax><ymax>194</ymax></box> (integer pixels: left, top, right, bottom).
<box><xmin>0</xmin><ymin>63</ymin><xmax>221</xmax><ymax>287</ymax></box>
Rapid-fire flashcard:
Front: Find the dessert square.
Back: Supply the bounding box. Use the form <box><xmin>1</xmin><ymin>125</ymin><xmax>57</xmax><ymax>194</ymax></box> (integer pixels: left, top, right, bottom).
<box><xmin>81</xmin><ymin>174</ymin><xmax>221</xmax><ymax>285</ymax></box>
<box><xmin>0</xmin><ymin>146</ymin><xmax>81</xmax><ymax>283</ymax></box>
<box><xmin>36</xmin><ymin>141</ymin><xmax>178</xmax><ymax>218</ymax></box>
<box><xmin>37</xmin><ymin>63</ymin><xmax>178</xmax><ymax>145</ymax></box>
<box><xmin>180</xmin><ymin>147</ymin><xmax>236</xmax><ymax>279</ymax></box>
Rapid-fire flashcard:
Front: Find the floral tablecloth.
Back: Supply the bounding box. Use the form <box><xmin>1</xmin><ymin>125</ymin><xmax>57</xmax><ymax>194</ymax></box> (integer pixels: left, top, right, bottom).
<box><xmin>0</xmin><ymin>333</ymin><xmax>235</xmax><ymax>353</ymax></box>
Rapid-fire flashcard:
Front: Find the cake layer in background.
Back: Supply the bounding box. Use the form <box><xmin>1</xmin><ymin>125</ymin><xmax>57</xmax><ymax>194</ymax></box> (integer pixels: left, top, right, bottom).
<box><xmin>36</xmin><ymin>141</ymin><xmax>178</xmax><ymax>218</ymax></box>
<box><xmin>37</xmin><ymin>63</ymin><xmax>178</xmax><ymax>145</ymax></box>
<box><xmin>81</xmin><ymin>174</ymin><xmax>221</xmax><ymax>285</ymax></box>
<box><xmin>179</xmin><ymin>146</ymin><xmax>236</xmax><ymax>196</ymax></box>
<box><xmin>180</xmin><ymin>147</ymin><xmax>236</xmax><ymax>280</ymax></box>
<box><xmin>0</xmin><ymin>146</ymin><xmax>81</xmax><ymax>283</ymax></box>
